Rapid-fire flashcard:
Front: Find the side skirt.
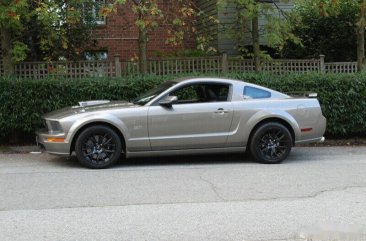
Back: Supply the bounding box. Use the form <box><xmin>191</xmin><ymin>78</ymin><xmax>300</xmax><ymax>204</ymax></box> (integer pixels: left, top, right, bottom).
<box><xmin>126</xmin><ymin>146</ymin><xmax>246</xmax><ymax>158</ymax></box>
<box><xmin>295</xmin><ymin>137</ymin><xmax>325</xmax><ymax>145</ymax></box>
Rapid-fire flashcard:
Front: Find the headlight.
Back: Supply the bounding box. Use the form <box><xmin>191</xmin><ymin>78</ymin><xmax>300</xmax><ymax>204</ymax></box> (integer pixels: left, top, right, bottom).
<box><xmin>48</xmin><ymin>121</ymin><xmax>63</xmax><ymax>133</ymax></box>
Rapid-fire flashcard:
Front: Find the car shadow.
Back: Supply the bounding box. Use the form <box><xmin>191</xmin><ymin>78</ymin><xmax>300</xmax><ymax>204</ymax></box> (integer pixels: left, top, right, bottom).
<box><xmin>46</xmin><ymin>147</ymin><xmax>311</xmax><ymax>169</ymax></box>
<box><xmin>118</xmin><ymin>152</ymin><xmax>255</xmax><ymax>168</ymax></box>
<box><xmin>49</xmin><ymin>151</ymin><xmax>257</xmax><ymax>169</ymax></box>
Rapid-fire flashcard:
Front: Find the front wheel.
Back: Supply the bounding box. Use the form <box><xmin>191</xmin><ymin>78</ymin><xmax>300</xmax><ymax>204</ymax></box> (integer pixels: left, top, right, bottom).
<box><xmin>75</xmin><ymin>125</ymin><xmax>122</xmax><ymax>169</ymax></box>
<box><xmin>250</xmin><ymin>122</ymin><xmax>292</xmax><ymax>164</ymax></box>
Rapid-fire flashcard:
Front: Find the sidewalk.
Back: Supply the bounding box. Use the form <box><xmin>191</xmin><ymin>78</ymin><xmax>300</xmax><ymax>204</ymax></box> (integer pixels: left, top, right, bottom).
<box><xmin>0</xmin><ymin>145</ymin><xmax>41</xmax><ymax>154</ymax></box>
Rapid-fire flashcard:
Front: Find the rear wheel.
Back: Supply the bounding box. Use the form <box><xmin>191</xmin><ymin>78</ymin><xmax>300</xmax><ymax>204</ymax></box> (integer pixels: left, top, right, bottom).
<box><xmin>250</xmin><ymin>122</ymin><xmax>292</xmax><ymax>164</ymax></box>
<box><xmin>75</xmin><ymin>125</ymin><xmax>122</xmax><ymax>169</ymax></box>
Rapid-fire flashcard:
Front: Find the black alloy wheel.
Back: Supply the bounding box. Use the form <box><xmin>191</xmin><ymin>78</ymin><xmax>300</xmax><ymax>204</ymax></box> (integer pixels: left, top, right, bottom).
<box><xmin>250</xmin><ymin>122</ymin><xmax>292</xmax><ymax>164</ymax></box>
<box><xmin>75</xmin><ymin>125</ymin><xmax>122</xmax><ymax>168</ymax></box>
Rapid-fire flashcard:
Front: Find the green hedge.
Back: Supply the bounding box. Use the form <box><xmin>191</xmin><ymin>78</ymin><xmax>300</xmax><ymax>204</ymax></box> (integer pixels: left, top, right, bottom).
<box><xmin>0</xmin><ymin>72</ymin><xmax>365</xmax><ymax>144</ymax></box>
<box><xmin>227</xmin><ymin>72</ymin><xmax>366</xmax><ymax>136</ymax></box>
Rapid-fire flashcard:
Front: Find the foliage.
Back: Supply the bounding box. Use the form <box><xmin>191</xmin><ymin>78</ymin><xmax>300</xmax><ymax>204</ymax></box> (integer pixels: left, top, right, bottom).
<box><xmin>10</xmin><ymin>41</ymin><xmax>29</xmax><ymax>62</ymax></box>
<box><xmin>33</xmin><ymin>0</ymin><xmax>99</xmax><ymax>61</ymax></box>
<box><xmin>227</xmin><ymin>72</ymin><xmax>366</xmax><ymax>136</ymax></box>
<box><xmin>218</xmin><ymin>0</ymin><xmax>301</xmax><ymax>59</ymax></box>
<box><xmin>288</xmin><ymin>0</ymin><xmax>366</xmax><ymax>71</ymax></box>
<box><xmin>0</xmin><ymin>0</ymin><xmax>99</xmax><ymax>65</ymax></box>
<box><xmin>1</xmin><ymin>72</ymin><xmax>366</xmax><ymax>144</ymax></box>
<box><xmin>105</xmin><ymin>0</ymin><xmax>216</xmax><ymax>73</ymax></box>
<box><xmin>0</xmin><ymin>0</ymin><xmax>28</xmax><ymax>31</ymax></box>
<box><xmin>283</xmin><ymin>0</ymin><xmax>359</xmax><ymax>61</ymax></box>
<box><xmin>0</xmin><ymin>0</ymin><xmax>30</xmax><ymax>69</ymax></box>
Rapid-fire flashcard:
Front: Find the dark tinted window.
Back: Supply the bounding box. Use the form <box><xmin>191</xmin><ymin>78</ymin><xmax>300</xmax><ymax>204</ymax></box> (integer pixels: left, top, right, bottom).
<box><xmin>170</xmin><ymin>83</ymin><xmax>230</xmax><ymax>104</ymax></box>
<box><xmin>244</xmin><ymin>86</ymin><xmax>271</xmax><ymax>99</ymax></box>
<box><xmin>133</xmin><ymin>81</ymin><xmax>176</xmax><ymax>105</ymax></box>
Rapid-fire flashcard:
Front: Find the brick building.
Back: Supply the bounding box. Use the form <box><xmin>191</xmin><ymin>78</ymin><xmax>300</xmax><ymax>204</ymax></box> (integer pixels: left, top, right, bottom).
<box><xmin>87</xmin><ymin>0</ymin><xmax>196</xmax><ymax>61</ymax></box>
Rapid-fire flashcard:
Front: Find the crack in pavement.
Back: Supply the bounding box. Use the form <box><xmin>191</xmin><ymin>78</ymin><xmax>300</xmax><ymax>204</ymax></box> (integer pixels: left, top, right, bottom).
<box><xmin>1</xmin><ymin>185</ymin><xmax>366</xmax><ymax>213</ymax></box>
<box><xmin>197</xmin><ymin>171</ymin><xmax>366</xmax><ymax>203</ymax></box>
<box><xmin>199</xmin><ymin>170</ymin><xmax>227</xmax><ymax>202</ymax></box>
<box><xmin>248</xmin><ymin>238</ymin><xmax>304</xmax><ymax>241</ymax></box>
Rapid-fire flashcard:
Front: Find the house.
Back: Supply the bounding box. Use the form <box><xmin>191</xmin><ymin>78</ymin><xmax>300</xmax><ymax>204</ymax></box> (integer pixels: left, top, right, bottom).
<box><xmin>90</xmin><ymin>0</ymin><xmax>293</xmax><ymax>60</ymax></box>
<box><xmin>0</xmin><ymin>0</ymin><xmax>293</xmax><ymax>69</ymax></box>
<box><xmin>197</xmin><ymin>0</ymin><xmax>294</xmax><ymax>55</ymax></box>
<box><xmin>87</xmin><ymin>0</ymin><xmax>196</xmax><ymax>61</ymax></box>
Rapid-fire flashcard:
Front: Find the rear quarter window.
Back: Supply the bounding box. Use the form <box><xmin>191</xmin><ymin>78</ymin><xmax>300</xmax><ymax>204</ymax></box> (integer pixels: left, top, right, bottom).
<box><xmin>244</xmin><ymin>86</ymin><xmax>271</xmax><ymax>99</ymax></box>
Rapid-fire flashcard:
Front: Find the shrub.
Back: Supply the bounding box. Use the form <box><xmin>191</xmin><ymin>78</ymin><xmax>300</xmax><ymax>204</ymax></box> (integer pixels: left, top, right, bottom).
<box><xmin>0</xmin><ymin>72</ymin><xmax>365</xmax><ymax>144</ymax></box>
<box><xmin>283</xmin><ymin>1</ymin><xmax>358</xmax><ymax>61</ymax></box>
<box><xmin>226</xmin><ymin>72</ymin><xmax>366</xmax><ymax>136</ymax></box>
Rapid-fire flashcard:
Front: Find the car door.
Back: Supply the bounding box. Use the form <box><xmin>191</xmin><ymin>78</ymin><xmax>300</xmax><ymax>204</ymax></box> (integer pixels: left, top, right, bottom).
<box><xmin>148</xmin><ymin>82</ymin><xmax>234</xmax><ymax>150</ymax></box>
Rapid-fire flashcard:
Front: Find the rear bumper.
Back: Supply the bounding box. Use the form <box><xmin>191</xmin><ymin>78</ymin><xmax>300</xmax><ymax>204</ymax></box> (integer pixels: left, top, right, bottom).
<box><xmin>295</xmin><ymin>113</ymin><xmax>326</xmax><ymax>145</ymax></box>
<box><xmin>36</xmin><ymin>129</ymin><xmax>70</xmax><ymax>156</ymax></box>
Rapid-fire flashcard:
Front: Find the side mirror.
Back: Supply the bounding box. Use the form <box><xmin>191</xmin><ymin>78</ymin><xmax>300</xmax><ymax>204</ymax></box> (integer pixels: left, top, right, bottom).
<box><xmin>159</xmin><ymin>96</ymin><xmax>178</xmax><ymax>108</ymax></box>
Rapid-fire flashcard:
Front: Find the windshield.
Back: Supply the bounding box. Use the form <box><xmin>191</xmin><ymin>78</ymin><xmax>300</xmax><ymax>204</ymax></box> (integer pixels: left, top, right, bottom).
<box><xmin>133</xmin><ymin>81</ymin><xmax>176</xmax><ymax>106</ymax></box>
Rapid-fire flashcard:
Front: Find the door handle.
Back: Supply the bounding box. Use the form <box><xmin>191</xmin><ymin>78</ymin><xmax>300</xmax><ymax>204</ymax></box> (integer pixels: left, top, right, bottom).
<box><xmin>214</xmin><ymin>108</ymin><xmax>229</xmax><ymax>114</ymax></box>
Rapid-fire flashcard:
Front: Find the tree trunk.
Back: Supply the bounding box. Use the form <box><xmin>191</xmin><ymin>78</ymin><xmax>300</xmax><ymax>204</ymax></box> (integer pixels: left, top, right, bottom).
<box><xmin>252</xmin><ymin>14</ymin><xmax>261</xmax><ymax>72</ymax></box>
<box><xmin>0</xmin><ymin>28</ymin><xmax>14</xmax><ymax>75</ymax></box>
<box><xmin>138</xmin><ymin>27</ymin><xmax>148</xmax><ymax>75</ymax></box>
<box><xmin>357</xmin><ymin>0</ymin><xmax>366</xmax><ymax>72</ymax></box>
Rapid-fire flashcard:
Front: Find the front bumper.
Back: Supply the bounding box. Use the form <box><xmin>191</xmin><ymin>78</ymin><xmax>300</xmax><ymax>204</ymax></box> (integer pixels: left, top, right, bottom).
<box><xmin>36</xmin><ymin>129</ymin><xmax>70</xmax><ymax>156</ymax></box>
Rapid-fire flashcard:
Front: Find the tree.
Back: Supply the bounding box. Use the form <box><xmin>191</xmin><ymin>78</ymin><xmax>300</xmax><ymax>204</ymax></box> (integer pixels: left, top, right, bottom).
<box><xmin>357</xmin><ymin>0</ymin><xmax>366</xmax><ymax>71</ymax></box>
<box><xmin>132</xmin><ymin>0</ymin><xmax>162</xmax><ymax>74</ymax></box>
<box><xmin>219</xmin><ymin>0</ymin><xmax>299</xmax><ymax>71</ymax></box>
<box><xmin>283</xmin><ymin>0</ymin><xmax>358</xmax><ymax>61</ymax></box>
<box><xmin>0</xmin><ymin>0</ymin><xmax>99</xmax><ymax>75</ymax></box>
<box><xmin>0</xmin><ymin>0</ymin><xmax>29</xmax><ymax>75</ymax></box>
<box><xmin>33</xmin><ymin>0</ymin><xmax>99</xmax><ymax>61</ymax></box>
<box><xmin>292</xmin><ymin>0</ymin><xmax>366</xmax><ymax>71</ymax></box>
<box><xmin>108</xmin><ymin>0</ymin><xmax>204</xmax><ymax>74</ymax></box>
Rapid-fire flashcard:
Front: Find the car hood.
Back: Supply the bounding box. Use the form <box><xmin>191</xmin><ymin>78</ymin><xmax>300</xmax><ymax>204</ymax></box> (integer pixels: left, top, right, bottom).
<box><xmin>43</xmin><ymin>100</ymin><xmax>139</xmax><ymax>120</ymax></box>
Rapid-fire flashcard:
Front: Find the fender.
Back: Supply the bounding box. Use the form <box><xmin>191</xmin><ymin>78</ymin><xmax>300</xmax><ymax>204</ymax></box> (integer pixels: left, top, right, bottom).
<box><xmin>245</xmin><ymin>109</ymin><xmax>301</xmax><ymax>141</ymax></box>
<box><xmin>228</xmin><ymin>109</ymin><xmax>301</xmax><ymax>146</ymax></box>
<box><xmin>65</xmin><ymin>113</ymin><xmax>129</xmax><ymax>144</ymax></box>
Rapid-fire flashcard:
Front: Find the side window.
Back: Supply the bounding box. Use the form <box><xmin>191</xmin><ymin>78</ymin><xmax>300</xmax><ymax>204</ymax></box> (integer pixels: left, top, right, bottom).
<box><xmin>244</xmin><ymin>86</ymin><xmax>271</xmax><ymax>99</ymax></box>
<box><xmin>170</xmin><ymin>85</ymin><xmax>199</xmax><ymax>103</ymax></box>
<box><xmin>217</xmin><ymin>85</ymin><xmax>229</xmax><ymax>101</ymax></box>
<box><xmin>169</xmin><ymin>83</ymin><xmax>230</xmax><ymax>104</ymax></box>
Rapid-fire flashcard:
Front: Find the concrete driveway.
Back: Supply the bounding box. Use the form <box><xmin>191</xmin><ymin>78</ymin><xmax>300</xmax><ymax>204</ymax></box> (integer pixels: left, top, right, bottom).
<box><xmin>1</xmin><ymin>146</ymin><xmax>366</xmax><ymax>241</ymax></box>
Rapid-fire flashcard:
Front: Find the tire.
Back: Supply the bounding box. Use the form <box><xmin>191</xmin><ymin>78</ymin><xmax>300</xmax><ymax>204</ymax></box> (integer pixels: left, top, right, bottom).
<box><xmin>75</xmin><ymin>125</ymin><xmax>122</xmax><ymax>169</ymax></box>
<box><xmin>250</xmin><ymin>122</ymin><xmax>292</xmax><ymax>164</ymax></box>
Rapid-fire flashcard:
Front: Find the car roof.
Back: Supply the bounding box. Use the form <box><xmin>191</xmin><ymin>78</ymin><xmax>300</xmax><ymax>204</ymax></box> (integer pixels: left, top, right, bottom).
<box><xmin>171</xmin><ymin>77</ymin><xmax>245</xmax><ymax>85</ymax></box>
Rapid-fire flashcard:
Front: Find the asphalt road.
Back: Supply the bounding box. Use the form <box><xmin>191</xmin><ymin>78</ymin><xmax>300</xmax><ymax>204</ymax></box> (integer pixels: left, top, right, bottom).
<box><xmin>1</xmin><ymin>147</ymin><xmax>366</xmax><ymax>241</ymax></box>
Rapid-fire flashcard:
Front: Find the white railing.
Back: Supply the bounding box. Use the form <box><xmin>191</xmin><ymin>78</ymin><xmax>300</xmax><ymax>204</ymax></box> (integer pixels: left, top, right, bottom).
<box><xmin>148</xmin><ymin>56</ymin><xmax>222</xmax><ymax>75</ymax></box>
<box><xmin>227</xmin><ymin>59</ymin><xmax>322</xmax><ymax>74</ymax></box>
<box><xmin>262</xmin><ymin>59</ymin><xmax>321</xmax><ymax>74</ymax></box>
<box><xmin>325</xmin><ymin>62</ymin><xmax>357</xmax><ymax>73</ymax></box>
<box><xmin>228</xmin><ymin>59</ymin><xmax>255</xmax><ymax>72</ymax></box>
<box><xmin>0</xmin><ymin>54</ymin><xmax>359</xmax><ymax>78</ymax></box>
<box><xmin>15</xmin><ymin>61</ymin><xmax>115</xmax><ymax>79</ymax></box>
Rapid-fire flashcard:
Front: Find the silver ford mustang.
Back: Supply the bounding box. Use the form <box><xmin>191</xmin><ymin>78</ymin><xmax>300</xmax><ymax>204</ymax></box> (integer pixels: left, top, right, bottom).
<box><xmin>36</xmin><ymin>77</ymin><xmax>326</xmax><ymax>168</ymax></box>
